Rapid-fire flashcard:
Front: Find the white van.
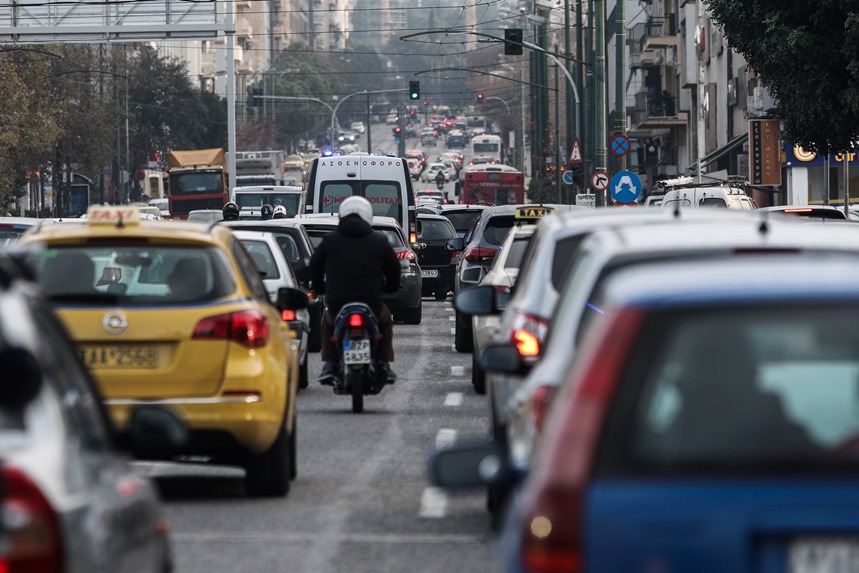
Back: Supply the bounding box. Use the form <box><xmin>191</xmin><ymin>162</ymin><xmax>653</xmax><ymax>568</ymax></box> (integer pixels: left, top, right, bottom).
<box><xmin>659</xmin><ymin>177</ymin><xmax>757</xmax><ymax>210</ymax></box>
<box><xmin>301</xmin><ymin>155</ymin><xmax>417</xmax><ymax>241</ymax></box>
<box><xmin>232</xmin><ymin>185</ymin><xmax>303</xmax><ymax>219</ymax></box>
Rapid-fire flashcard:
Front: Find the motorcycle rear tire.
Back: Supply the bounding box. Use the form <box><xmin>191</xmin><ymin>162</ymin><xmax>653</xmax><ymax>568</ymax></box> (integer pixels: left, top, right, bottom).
<box><xmin>349</xmin><ymin>368</ymin><xmax>364</xmax><ymax>413</ymax></box>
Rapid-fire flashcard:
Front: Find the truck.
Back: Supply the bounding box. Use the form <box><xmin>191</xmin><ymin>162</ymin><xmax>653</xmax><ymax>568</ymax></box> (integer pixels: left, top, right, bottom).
<box><xmin>166</xmin><ymin>148</ymin><xmax>228</xmax><ymax>220</ymax></box>
<box><xmin>232</xmin><ymin>150</ymin><xmax>297</xmax><ymax>187</ymax></box>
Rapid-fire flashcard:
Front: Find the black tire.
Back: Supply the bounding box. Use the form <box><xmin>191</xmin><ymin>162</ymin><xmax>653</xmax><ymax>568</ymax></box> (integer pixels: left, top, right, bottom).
<box><xmin>349</xmin><ymin>368</ymin><xmax>364</xmax><ymax>413</ymax></box>
<box><xmin>245</xmin><ymin>422</ymin><xmax>291</xmax><ymax>497</ymax></box>
<box><xmin>434</xmin><ymin>290</ymin><xmax>448</xmax><ymax>301</ymax></box>
<box><xmin>307</xmin><ymin>307</ymin><xmax>323</xmax><ymax>353</ymax></box>
<box><xmin>454</xmin><ymin>311</ymin><xmax>474</xmax><ymax>353</ymax></box>
<box><xmin>472</xmin><ymin>350</ymin><xmax>486</xmax><ymax>394</ymax></box>
<box><xmin>298</xmin><ymin>357</ymin><xmax>308</xmax><ymax>390</ymax></box>
<box><xmin>289</xmin><ymin>418</ymin><xmax>297</xmax><ymax>480</ymax></box>
<box><xmin>402</xmin><ymin>301</ymin><xmax>422</xmax><ymax>325</ymax></box>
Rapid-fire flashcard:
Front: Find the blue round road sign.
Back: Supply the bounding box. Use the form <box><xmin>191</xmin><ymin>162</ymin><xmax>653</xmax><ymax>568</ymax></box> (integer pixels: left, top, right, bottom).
<box><xmin>562</xmin><ymin>170</ymin><xmax>575</xmax><ymax>185</ymax></box>
<box><xmin>609</xmin><ymin>134</ymin><xmax>631</xmax><ymax>157</ymax></box>
<box><xmin>609</xmin><ymin>170</ymin><xmax>642</xmax><ymax>203</ymax></box>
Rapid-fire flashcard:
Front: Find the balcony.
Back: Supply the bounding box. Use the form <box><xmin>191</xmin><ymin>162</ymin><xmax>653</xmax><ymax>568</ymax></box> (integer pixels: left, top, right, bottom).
<box><xmin>631</xmin><ymin>90</ymin><xmax>688</xmax><ymax>129</ymax></box>
<box><xmin>642</xmin><ymin>16</ymin><xmax>679</xmax><ymax>52</ymax></box>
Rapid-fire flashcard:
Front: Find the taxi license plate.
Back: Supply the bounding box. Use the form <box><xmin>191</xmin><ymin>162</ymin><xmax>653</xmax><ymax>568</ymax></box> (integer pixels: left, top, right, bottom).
<box><xmin>789</xmin><ymin>538</ymin><xmax>859</xmax><ymax>573</ymax></box>
<box><xmin>79</xmin><ymin>346</ymin><xmax>159</xmax><ymax>369</ymax></box>
<box><xmin>343</xmin><ymin>339</ymin><xmax>371</xmax><ymax>365</ymax></box>
<box><xmin>421</xmin><ymin>269</ymin><xmax>439</xmax><ymax>278</ymax></box>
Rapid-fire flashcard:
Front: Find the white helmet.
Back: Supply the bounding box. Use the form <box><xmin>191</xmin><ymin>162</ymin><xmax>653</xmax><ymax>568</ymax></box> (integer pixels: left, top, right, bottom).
<box><xmin>339</xmin><ymin>196</ymin><xmax>373</xmax><ymax>224</ymax></box>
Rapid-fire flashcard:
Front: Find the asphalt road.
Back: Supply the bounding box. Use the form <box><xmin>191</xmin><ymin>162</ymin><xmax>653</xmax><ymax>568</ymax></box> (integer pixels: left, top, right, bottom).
<box><xmin>137</xmin><ymin>298</ymin><xmax>496</xmax><ymax>573</ymax></box>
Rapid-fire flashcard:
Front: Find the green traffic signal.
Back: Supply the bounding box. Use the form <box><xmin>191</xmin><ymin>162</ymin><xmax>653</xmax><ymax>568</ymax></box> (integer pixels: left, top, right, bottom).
<box><xmin>409</xmin><ymin>81</ymin><xmax>420</xmax><ymax>100</ymax></box>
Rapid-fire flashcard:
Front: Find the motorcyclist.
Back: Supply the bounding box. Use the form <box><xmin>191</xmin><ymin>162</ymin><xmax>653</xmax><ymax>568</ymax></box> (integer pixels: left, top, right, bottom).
<box><xmin>222</xmin><ymin>201</ymin><xmax>240</xmax><ymax>221</ymax></box>
<box><xmin>272</xmin><ymin>205</ymin><xmax>287</xmax><ymax>219</ymax></box>
<box><xmin>260</xmin><ymin>204</ymin><xmax>274</xmax><ymax>220</ymax></box>
<box><xmin>309</xmin><ymin>196</ymin><xmax>400</xmax><ymax>384</ymax></box>
<box><xmin>435</xmin><ymin>169</ymin><xmax>446</xmax><ymax>190</ymax></box>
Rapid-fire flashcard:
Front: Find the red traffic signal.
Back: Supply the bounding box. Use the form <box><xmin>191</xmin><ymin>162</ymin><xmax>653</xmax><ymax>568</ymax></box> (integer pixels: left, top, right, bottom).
<box><xmin>477</xmin><ymin>93</ymin><xmax>485</xmax><ymax>102</ymax></box>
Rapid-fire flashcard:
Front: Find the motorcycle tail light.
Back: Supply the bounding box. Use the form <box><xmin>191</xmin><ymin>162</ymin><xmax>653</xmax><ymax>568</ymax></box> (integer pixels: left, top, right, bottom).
<box><xmin>348</xmin><ymin>313</ymin><xmax>364</xmax><ymax>328</ymax></box>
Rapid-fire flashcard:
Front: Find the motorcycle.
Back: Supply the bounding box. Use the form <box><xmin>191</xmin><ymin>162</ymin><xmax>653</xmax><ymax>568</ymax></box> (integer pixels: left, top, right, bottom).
<box><xmin>329</xmin><ymin>302</ymin><xmax>391</xmax><ymax>413</ymax></box>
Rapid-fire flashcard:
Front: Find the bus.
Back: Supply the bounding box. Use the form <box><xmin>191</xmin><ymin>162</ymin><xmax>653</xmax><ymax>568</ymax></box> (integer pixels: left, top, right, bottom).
<box><xmin>459</xmin><ymin>165</ymin><xmax>525</xmax><ymax>205</ymax></box>
<box><xmin>470</xmin><ymin>134</ymin><xmax>503</xmax><ymax>163</ymax></box>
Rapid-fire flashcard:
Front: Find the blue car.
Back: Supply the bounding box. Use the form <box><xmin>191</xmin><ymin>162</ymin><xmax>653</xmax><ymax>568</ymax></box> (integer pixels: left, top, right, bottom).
<box><xmin>435</xmin><ymin>251</ymin><xmax>859</xmax><ymax>572</ymax></box>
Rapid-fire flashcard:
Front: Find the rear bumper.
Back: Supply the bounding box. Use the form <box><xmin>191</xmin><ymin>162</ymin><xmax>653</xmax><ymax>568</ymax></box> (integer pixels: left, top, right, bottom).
<box><xmin>384</xmin><ymin>274</ymin><xmax>422</xmax><ymax>309</ymax></box>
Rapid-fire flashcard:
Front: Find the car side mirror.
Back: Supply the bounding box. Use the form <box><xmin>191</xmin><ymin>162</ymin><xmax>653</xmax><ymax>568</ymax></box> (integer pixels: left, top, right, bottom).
<box><xmin>278</xmin><ymin>286</ymin><xmax>310</xmax><ymax>310</ymax></box>
<box><xmin>427</xmin><ymin>438</ymin><xmax>507</xmax><ymax>489</ymax></box>
<box><xmin>454</xmin><ymin>284</ymin><xmax>498</xmax><ymax>315</ymax></box>
<box><xmin>480</xmin><ymin>344</ymin><xmax>530</xmax><ymax>375</ymax></box>
<box><xmin>446</xmin><ymin>237</ymin><xmax>465</xmax><ymax>251</ymax></box>
<box><xmin>0</xmin><ymin>347</ymin><xmax>43</xmax><ymax>408</ymax></box>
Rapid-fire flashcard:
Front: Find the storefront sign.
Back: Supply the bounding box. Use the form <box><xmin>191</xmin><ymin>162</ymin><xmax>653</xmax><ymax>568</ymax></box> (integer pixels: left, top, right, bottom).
<box><xmin>749</xmin><ymin>119</ymin><xmax>781</xmax><ymax>185</ymax></box>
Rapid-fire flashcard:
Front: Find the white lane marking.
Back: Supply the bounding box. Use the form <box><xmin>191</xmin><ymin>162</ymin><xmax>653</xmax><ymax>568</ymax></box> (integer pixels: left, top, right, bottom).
<box><xmin>450</xmin><ymin>327</ymin><xmax>456</xmax><ymax>335</ymax></box>
<box><xmin>450</xmin><ymin>365</ymin><xmax>466</xmax><ymax>377</ymax></box>
<box><xmin>445</xmin><ymin>306</ymin><xmax>454</xmax><ymax>312</ymax></box>
<box><xmin>443</xmin><ymin>392</ymin><xmax>463</xmax><ymax>407</ymax></box>
<box><xmin>448</xmin><ymin>316</ymin><xmax>455</xmax><ymax>321</ymax></box>
<box><xmin>173</xmin><ymin>532</ymin><xmax>484</xmax><ymax>544</ymax></box>
<box><xmin>436</xmin><ymin>428</ymin><xmax>457</xmax><ymax>448</ymax></box>
<box><xmin>419</xmin><ymin>487</ymin><xmax>449</xmax><ymax>519</ymax></box>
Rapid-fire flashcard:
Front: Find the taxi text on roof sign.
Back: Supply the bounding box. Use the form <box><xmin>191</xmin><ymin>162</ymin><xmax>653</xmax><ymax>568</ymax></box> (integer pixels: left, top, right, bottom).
<box><xmin>515</xmin><ymin>206</ymin><xmax>555</xmax><ymax>220</ymax></box>
<box><xmin>87</xmin><ymin>206</ymin><xmax>141</xmax><ymax>226</ymax></box>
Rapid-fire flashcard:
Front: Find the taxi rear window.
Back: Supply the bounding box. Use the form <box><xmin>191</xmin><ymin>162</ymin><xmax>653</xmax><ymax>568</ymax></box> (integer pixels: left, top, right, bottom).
<box><xmin>28</xmin><ymin>245</ymin><xmax>235</xmax><ymax>304</ymax></box>
<box><xmin>599</xmin><ymin>305</ymin><xmax>859</xmax><ymax>476</ymax></box>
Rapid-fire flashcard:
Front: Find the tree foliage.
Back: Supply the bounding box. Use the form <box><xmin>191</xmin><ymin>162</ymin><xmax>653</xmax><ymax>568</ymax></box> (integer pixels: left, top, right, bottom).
<box><xmin>704</xmin><ymin>0</ymin><xmax>859</xmax><ymax>154</ymax></box>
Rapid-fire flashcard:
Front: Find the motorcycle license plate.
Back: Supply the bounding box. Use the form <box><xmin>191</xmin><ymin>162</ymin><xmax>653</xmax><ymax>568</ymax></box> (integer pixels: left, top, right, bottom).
<box><xmin>789</xmin><ymin>538</ymin><xmax>859</xmax><ymax>573</ymax></box>
<box><xmin>343</xmin><ymin>339</ymin><xmax>371</xmax><ymax>365</ymax></box>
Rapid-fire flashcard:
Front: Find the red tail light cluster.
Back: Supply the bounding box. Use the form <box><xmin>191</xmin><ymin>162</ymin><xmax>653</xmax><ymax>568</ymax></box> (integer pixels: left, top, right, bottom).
<box><xmin>519</xmin><ymin>309</ymin><xmax>644</xmax><ymax>573</ymax></box>
<box><xmin>281</xmin><ymin>309</ymin><xmax>296</xmax><ymax>321</ymax></box>
<box><xmin>463</xmin><ymin>246</ymin><xmax>497</xmax><ymax>263</ymax></box>
<box><xmin>396</xmin><ymin>250</ymin><xmax>417</xmax><ymax>262</ymax></box>
<box><xmin>193</xmin><ymin>310</ymin><xmax>270</xmax><ymax>348</ymax></box>
<box><xmin>0</xmin><ymin>467</ymin><xmax>63</xmax><ymax>573</ymax></box>
<box><xmin>510</xmin><ymin>312</ymin><xmax>549</xmax><ymax>358</ymax></box>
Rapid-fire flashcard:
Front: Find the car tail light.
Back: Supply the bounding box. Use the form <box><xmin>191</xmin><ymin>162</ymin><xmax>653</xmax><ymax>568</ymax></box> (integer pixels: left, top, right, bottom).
<box><xmin>510</xmin><ymin>312</ymin><xmax>548</xmax><ymax>358</ymax></box>
<box><xmin>193</xmin><ymin>310</ymin><xmax>270</xmax><ymax>348</ymax></box>
<box><xmin>397</xmin><ymin>250</ymin><xmax>416</xmax><ymax>262</ymax></box>
<box><xmin>348</xmin><ymin>313</ymin><xmax>364</xmax><ymax>328</ymax></box>
<box><xmin>519</xmin><ymin>309</ymin><xmax>644</xmax><ymax>573</ymax></box>
<box><xmin>0</xmin><ymin>467</ymin><xmax>63</xmax><ymax>573</ymax></box>
<box><xmin>463</xmin><ymin>246</ymin><xmax>497</xmax><ymax>263</ymax></box>
<box><xmin>281</xmin><ymin>309</ymin><xmax>296</xmax><ymax>321</ymax></box>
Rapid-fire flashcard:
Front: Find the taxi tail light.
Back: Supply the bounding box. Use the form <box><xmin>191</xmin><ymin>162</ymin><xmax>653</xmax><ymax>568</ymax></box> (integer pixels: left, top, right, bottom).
<box><xmin>510</xmin><ymin>312</ymin><xmax>548</xmax><ymax>358</ymax></box>
<box><xmin>193</xmin><ymin>310</ymin><xmax>270</xmax><ymax>348</ymax></box>
<box><xmin>281</xmin><ymin>309</ymin><xmax>297</xmax><ymax>321</ymax></box>
<box><xmin>519</xmin><ymin>309</ymin><xmax>643</xmax><ymax>573</ymax></box>
<box><xmin>463</xmin><ymin>246</ymin><xmax>497</xmax><ymax>263</ymax></box>
<box><xmin>0</xmin><ymin>466</ymin><xmax>63</xmax><ymax>573</ymax></box>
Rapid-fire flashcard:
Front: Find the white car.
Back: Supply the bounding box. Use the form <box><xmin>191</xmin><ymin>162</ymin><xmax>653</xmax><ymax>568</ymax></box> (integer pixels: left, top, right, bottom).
<box><xmin>350</xmin><ymin>121</ymin><xmax>366</xmax><ymax>134</ymax></box>
<box><xmin>421</xmin><ymin>162</ymin><xmax>452</xmax><ymax>183</ymax></box>
<box><xmin>233</xmin><ymin>230</ymin><xmax>311</xmax><ymax>389</ymax></box>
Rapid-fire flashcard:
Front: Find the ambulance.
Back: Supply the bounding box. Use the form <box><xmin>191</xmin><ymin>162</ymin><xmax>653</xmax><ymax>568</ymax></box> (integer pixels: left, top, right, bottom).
<box><xmin>301</xmin><ymin>154</ymin><xmax>417</xmax><ymax>242</ymax></box>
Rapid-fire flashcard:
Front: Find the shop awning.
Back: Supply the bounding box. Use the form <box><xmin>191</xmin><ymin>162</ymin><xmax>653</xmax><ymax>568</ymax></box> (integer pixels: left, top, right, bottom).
<box><xmin>690</xmin><ymin>134</ymin><xmax>747</xmax><ymax>176</ymax></box>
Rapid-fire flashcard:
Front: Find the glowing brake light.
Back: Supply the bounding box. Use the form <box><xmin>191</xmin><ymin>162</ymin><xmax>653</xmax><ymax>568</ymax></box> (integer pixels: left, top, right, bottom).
<box><xmin>783</xmin><ymin>208</ymin><xmax>812</xmax><ymax>213</ymax></box>
<box><xmin>410</xmin><ymin>232</ymin><xmax>418</xmax><ymax>243</ymax></box>
<box><xmin>510</xmin><ymin>311</ymin><xmax>548</xmax><ymax>359</ymax></box>
<box><xmin>348</xmin><ymin>313</ymin><xmax>364</xmax><ymax>328</ymax></box>
<box><xmin>513</xmin><ymin>329</ymin><xmax>541</xmax><ymax>357</ymax></box>
<box><xmin>281</xmin><ymin>309</ymin><xmax>296</xmax><ymax>321</ymax></box>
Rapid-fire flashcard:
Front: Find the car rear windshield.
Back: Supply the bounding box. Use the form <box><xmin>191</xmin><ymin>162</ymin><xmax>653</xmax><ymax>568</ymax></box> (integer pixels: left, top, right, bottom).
<box><xmin>0</xmin><ymin>228</ymin><xmax>25</xmax><ymax>247</ymax></box>
<box><xmin>303</xmin><ymin>225</ymin><xmax>403</xmax><ymax>249</ymax></box>
<box><xmin>28</xmin><ymin>245</ymin><xmax>235</xmax><ymax>305</ymax></box>
<box><xmin>418</xmin><ymin>219</ymin><xmax>456</xmax><ymax>241</ymax></box>
<box><xmin>599</xmin><ymin>305</ymin><xmax>859</xmax><ymax>476</ymax></box>
<box><xmin>504</xmin><ymin>237</ymin><xmax>531</xmax><ymax>269</ymax></box>
<box><xmin>319</xmin><ymin>181</ymin><xmax>404</xmax><ymax>224</ymax></box>
<box><xmin>239</xmin><ymin>240</ymin><xmax>281</xmax><ymax>280</ymax></box>
<box><xmin>482</xmin><ymin>215</ymin><xmax>516</xmax><ymax>246</ymax></box>
<box><xmin>444</xmin><ymin>211</ymin><xmax>483</xmax><ymax>233</ymax></box>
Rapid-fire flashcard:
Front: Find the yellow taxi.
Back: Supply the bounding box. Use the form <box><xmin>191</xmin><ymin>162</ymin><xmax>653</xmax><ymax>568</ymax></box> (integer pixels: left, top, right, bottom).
<box><xmin>18</xmin><ymin>205</ymin><xmax>307</xmax><ymax>497</ymax></box>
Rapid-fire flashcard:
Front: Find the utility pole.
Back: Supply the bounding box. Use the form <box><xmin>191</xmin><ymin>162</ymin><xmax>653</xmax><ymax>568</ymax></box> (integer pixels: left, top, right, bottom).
<box><xmin>615</xmin><ymin>0</ymin><xmax>626</xmax><ymax>171</ymax></box>
<box><xmin>594</xmin><ymin>0</ymin><xmax>607</xmax><ymax>205</ymax></box>
<box><xmin>564</xmin><ymin>0</ymin><xmax>574</xmax><ymax>159</ymax></box>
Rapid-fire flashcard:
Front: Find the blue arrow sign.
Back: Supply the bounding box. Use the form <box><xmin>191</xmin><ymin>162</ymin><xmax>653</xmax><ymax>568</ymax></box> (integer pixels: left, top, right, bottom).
<box><xmin>562</xmin><ymin>170</ymin><xmax>575</xmax><ymax>185</ymax></box>
<box><xmin>610</xmin><ymin>170</ymin><xmax>642</xmax><ymax>203</ymax></box>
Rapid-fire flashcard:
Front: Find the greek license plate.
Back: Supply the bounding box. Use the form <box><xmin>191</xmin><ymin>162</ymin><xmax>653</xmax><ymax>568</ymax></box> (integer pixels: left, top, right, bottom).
<box><xmin>789</xmin><ymin>538</ymin><xmax>859</xmax><ymax>573</ymax></box>
<box><xmin>79</xmin><ymin>346</ymin><xmax>159</xmax><ymax>369</ymax></box>
<box><xmin>421</xmin><ymin>269</ymin><xmax>439</xmax><ymax>278</ymax></box>
<box><xmin>343</xmin><ymin>339</ymin><xmax>371</xmax><ymax>365</ymax></box>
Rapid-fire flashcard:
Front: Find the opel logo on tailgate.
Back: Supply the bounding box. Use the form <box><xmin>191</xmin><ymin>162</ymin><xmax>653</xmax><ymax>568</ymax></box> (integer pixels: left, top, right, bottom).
<box><xmin>102</xmin><ymin>312</ymin><xmax>128</xmax><ymax>335</ymax></box>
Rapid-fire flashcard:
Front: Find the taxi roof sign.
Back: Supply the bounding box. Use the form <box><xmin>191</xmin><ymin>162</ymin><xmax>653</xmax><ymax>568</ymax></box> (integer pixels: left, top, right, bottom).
<box><xmin>87</xmin><ymin>206</ymin><xmax>141</xmax><ymax>226</ymax></box>
<box><xmin>515</xmin><ymin>206</ymin><xmax>555</xmax><ymax>220</ymax></box>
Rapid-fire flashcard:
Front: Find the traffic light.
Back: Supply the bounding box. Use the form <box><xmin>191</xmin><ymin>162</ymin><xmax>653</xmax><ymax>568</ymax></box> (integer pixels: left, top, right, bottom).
<box><xmin>477</xmin><ymin>92</ymin><xmax>485</xmax><ymax>102</ymax></box>
<box><xmin>409</xmin><ymin>81</ymin><xmax>420</xmax><ymax>100</ymax></box>
<box><xmin>504</xmin><ymin>28</ymin><xmax>524</xmax><ymax>55</ymax></box>
<box><xmin>251</xmin><ymin>87</ymin><xmax>262</xmax><ymax>107</ymax></box>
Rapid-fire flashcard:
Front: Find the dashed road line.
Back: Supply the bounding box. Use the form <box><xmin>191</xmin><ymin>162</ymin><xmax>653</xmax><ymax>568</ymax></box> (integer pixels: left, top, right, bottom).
<box><xmin>419</xmin><ymin>487</ymin><xmax>449</xmax><ymax>518</ymax></box>
<box><xmin>450</xmin><ymin>365</ymin><xmax>466</xmax><ymax>377</ymax></box>
<box><xmin>443</xmin><ymin>392</ymin><xmax>463</xmax><ymax>407</ymax></box>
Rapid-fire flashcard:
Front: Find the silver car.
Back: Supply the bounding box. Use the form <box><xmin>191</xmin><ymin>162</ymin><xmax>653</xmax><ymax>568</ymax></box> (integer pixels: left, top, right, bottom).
<box><xmin>233</xmin><ymin>230</ymin><xmax>311</xmax><ymax>389</ymax></box>
<box><xmin>0</xmin><ymin>251</ymin><xmax>181</xmax><ymax>572</ymax></box>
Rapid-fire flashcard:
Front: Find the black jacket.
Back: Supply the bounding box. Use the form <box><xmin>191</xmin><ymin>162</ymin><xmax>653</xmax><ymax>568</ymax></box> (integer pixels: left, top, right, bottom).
<box><xmin>309</xmin><ymin>215</ymin><xmax>401</xmax><ymax>312</ymax></box>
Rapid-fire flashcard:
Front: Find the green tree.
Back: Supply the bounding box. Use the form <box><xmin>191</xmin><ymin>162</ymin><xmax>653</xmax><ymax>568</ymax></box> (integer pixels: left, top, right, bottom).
<box><xmin>704</xmin><ymin>0</ymin><xmax>859</xmax><ymax>154</ymax></box>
